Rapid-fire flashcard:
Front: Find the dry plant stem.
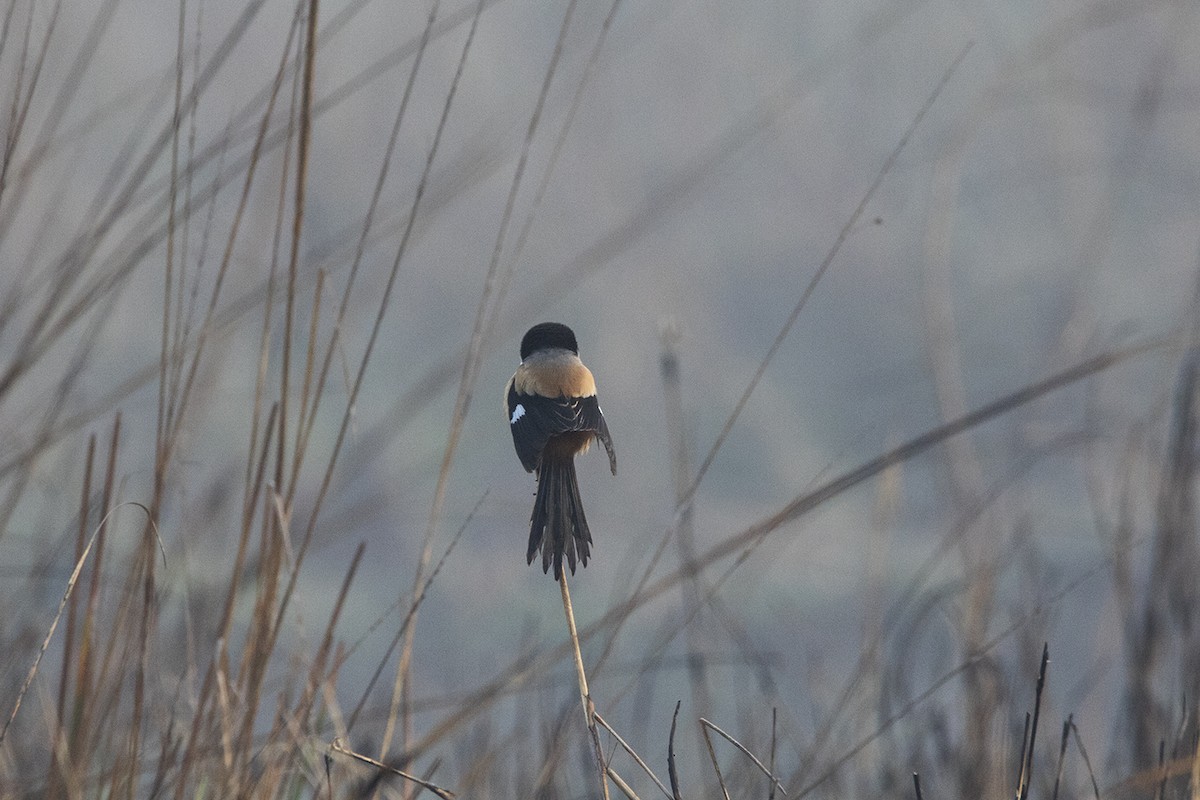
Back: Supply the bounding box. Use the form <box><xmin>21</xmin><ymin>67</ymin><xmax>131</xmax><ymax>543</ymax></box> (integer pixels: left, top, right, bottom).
<box><xmin>0</xmin><ymin>0</ymin><xmax>60</xmax><ymax>199</ymax></box>
<box><xmin>609</xmin><ymin>767</ymin><xmax>642</xmax><ymax>800</ymax></box>
<box><xmin>328</xmin><ymin>739</ymin><xmax>456</xmax><ymax>799</ymax></box>
<box><xmin>157</xmin><ymin>0</ymin><xmax>185</xmax><ymax>458</ymax></box>
<box><xmin>0</xmin><ymin>502</ymin><xmax>160</xmax><ymax>746</ymax></box>
<box><xmin>660</xmin><ymin>326</ymin><xmax>714</xmax><ymax>724</ymax></box>
<box><xmin>1017</xmin><ymin>644</ymin><xmax>1050</xmax><ymax>800</ymax></box>
<box><xmin>1109</xmin><ymin>756</ymin><xmax>1198</xmax><ymax>796</ymax></box>
<box><xmin>156</xmin><ymin>46</ymin><xmax>302</xmax><ymax>791</ymax></box>
<box><xmin>278</xmin><ymin>0</ymin><xmax>319</xmax><ymax>482</ymax></box>
<box><xmin>561</xmin><ymin>572</ymin><xmax>611</xmax><ymax>800</ymax></box>
<box><xmin>668</xmin><ymin>700</ymin><xmax>683</xmax><ymax>800</ymax></box>
<box><xmin>295</xmin><ymin>541</ymin><xmax>365</xmax><ymax>728</ymax></box>
<box><xmin>1158</xmin><ymin>741</ymin><xmax>1168</xmax><ymax>800</ymax></box>
<box><xmin>699</xmin><ymin>718</ymin><xmax>788</xmax><ymax>795</ymax></box>
<box><xmin>344</xmin><ymin>491</ymin><xmax>487</xmax><ymax>731</ymax></box>
<box><xmin>594</xmin><ymin>711</ymin><xmax>674</xmax><ymax>799</ymax></box>
<box><xmin>46</xmin><ymin>432</ymin><xmax>95</xmax><ymax>796</ymax></box>
<box><xmin>1052</xmin><ymin>717</ymin><xmax>1071</xmax><ymax>800</ymax></box>
<box><xmin>240</xmin><ymin>7</ymin><xmax>303</xmax><ymax>514</ymax></box>
<box><xmin>1015</xmin><ymin>712</ymin><xmax>1032</xmax><ymax>799</ymax></box>
<box><xmin>769</xmin><ymin>708</ymin><xmax>778</xmax><ymax>800</ymax></box>
<box><xmin>289</xmin><ymin>0</ymin><xmax>440</xmax><ymax>502</ymax></box>
<box><xmin>700</xmin><ymin>722</ymin><xmax>732</xmax><ymax>800</ymax></box>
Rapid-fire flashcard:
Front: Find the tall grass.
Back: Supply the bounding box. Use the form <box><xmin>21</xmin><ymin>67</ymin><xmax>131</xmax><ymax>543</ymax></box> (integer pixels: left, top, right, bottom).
<box><xmin>0</xmin><ymin>1</ymin><xmax>1195</xmax><ymax>799</ymax></box>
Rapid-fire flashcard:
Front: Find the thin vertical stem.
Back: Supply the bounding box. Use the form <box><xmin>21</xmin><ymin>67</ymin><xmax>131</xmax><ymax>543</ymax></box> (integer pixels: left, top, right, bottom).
<box><xmin>561</xmin><ymin>573</ymin><xmax>610</xmax><ymax>800</ymax></box>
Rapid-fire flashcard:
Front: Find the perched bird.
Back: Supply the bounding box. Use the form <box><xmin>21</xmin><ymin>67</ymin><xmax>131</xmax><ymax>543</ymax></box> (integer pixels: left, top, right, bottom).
<box><xmin>505</xmin><ymin>322</ymin><xmax>616</xmax><ymax>580</ymax></box>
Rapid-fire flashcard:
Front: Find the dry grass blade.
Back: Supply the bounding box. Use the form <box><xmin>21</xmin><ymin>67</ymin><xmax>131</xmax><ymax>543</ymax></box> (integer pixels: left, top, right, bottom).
<box><xmin>1052</xmin><ymin>716</ymin><xmax>1071</xmax><ymax>800</ymax></box>
<box><xmin>1158</xmin><ymin>741</ymin><xmax>1167</xmax><ymax>800</ymax></box>
<box><xmin>700</xmin><ymin>720</ymin><xmax>732</xmax><ymax>800</ymax></box>
<box><xmin>1017</xmin><ymin>644</ymin><xmax>1050</xmax><ymax>800</ymax></box>
<box><xmin>277</xmin><ymin>0</ymin><xmax>320</xmax><ymax>483</ymax></box>
<box><xmin>669</xmin><ymin>700</ymin><xmax>682</xmax><ymax>800</ymax></box>
<box><xmin>46</xmin><ymin>432</ymin><xmax>95</xmax><ymax>796</ymax></box>
<box><xmin>1015</xmin><ymin>712</ymin><xmax>1032</xmax><ymax>800</ymax></box>
<box><xmin>769</xmin><ymin>708</ymin><xmax>778</xmax><ymax>800</ymax></box>
<box><xmin>699</xmin><ymin>718</ymin><xmax>788</xmax><ymax>796</ymax></box>
<box><xmin>609</xmin><ymin>766</ymin><xmax>643</xmax><ymax>800</ymax></box>
<box><xmin>1109</xmin><ymin>757</ymin><xmax>1198</xmax><ymax>797</ymax></box>
<box><xmin>684</xmin><ymin>339</ymin><xmax>1167</xmax><ymax>589</ymax></box>
<box><xmin>0</xmin><ymin>501</ymin><xmax>162</xmax><ymax>746</ymax></box>
<box><xmin>594</xmin><ymin>711</ymin><xmax>674</xmax><ymax>800</ymax></box>
<box><xmin>344</xmin><ymin>490</ymin><xmax>486</xmax><ymax>732</ymax></box>
<box><xmin>328</xmin><ymin>739</ymin><xmax>456</xmax><ymax>799</ymax></box>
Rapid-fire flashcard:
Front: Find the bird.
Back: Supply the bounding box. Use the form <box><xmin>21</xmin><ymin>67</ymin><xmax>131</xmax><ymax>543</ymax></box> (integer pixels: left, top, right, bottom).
<box><xmin>504</xmin><ymin>322</ymin><xmax>616</xmax><ymax>580</ymax></box>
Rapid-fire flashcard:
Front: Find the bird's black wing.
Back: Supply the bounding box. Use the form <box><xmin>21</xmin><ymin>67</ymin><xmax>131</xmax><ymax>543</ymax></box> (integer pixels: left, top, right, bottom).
<box><xmin>507</xmin><ymin>384</ymin><xmax>614</xmax><ymax>474</ymax></box>
<box><xmin>595</xmin><ymin>406</ymin><xmax>616</xmax><ymax>476</ymax></box>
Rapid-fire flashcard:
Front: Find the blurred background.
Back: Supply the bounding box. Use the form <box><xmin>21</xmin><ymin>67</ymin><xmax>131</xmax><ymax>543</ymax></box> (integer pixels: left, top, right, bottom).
<box><xmin>0</xmin><ymin>0</ymin><xmax>1197</xmax><ymax>796</ymax></box>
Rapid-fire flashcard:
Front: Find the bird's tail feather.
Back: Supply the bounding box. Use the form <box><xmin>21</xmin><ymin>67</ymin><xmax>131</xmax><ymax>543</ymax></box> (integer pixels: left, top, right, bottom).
<box><xmin>527</xmin><ymin>457</ymin><xmax>592</xmax><ymax>580</ymax></box>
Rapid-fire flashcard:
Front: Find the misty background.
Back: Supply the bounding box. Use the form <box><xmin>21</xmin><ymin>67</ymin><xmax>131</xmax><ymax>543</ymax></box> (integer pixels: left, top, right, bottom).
<box><xmin>1</xmin><ymin>0</ymin><xmax>1197</xmax><ymax>794</ymax></box>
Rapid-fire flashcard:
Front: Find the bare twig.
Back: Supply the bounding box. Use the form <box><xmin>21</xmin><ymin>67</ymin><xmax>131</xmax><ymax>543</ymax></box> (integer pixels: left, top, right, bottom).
<box><xmin>328</xmin><ymin>739</ymin><xmax>456</xmax><ymax>799</ymax></box>
<box><xmin>699</xmin><ymin>718</ymin><xmax>788</xmax><ymax>796</ymax></box>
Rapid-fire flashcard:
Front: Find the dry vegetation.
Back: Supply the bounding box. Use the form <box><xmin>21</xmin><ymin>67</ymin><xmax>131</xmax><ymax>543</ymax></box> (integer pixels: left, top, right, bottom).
<box><xmin>0</xmin><ymin>1</ymin><xmax>1196</xmax><ymax>798</ymax></box>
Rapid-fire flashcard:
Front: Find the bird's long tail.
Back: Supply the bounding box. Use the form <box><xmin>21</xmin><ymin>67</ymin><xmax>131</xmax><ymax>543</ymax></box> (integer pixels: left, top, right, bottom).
<box><xmin>527</xmin><ymin>455</ymin><xmax>592</xmax><ymax>580</ymax></box>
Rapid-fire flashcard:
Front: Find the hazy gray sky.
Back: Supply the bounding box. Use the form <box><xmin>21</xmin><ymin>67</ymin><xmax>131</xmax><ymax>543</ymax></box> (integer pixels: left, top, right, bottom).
<box><xmin>3</xmin><ymin>0</ymin><xmax>1197</xmax><ymax>784</ymax></box>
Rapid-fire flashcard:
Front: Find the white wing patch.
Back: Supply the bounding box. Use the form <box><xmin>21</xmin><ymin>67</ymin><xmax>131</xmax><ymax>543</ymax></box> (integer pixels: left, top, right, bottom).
<box><xmin>510</xmin><ymin>404</ymin><xmax>526</xmax><ymax>424</ymax></box>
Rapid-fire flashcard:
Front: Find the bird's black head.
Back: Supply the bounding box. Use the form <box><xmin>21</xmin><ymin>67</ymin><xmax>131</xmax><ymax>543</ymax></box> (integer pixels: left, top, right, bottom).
<box><xmin>520</xmin><ymin>322</ymin><xmax>578</xmax><ymax>360</ymax></box>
